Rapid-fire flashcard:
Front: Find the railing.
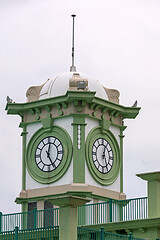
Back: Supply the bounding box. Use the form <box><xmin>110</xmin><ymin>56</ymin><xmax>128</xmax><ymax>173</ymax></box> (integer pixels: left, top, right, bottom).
<box><xmin>77</xmin><ymin>227</ymin><xmax>145</xmax><ymax>240</ymax></box>
<box><xmin>0</xmin><ymin>197</ymin><xmax>148</xmax><ymax>232</ymax></box>
<box><xmin>0</xmin><ymin>227</ymin><xmax>145</xmax><ymax>240</ymax></box>
<box><xmin>0</xmin><ymin>208</ymin><xmax>59</xmax><ymax>232</ymax></box>
<box><xmin>78</xmin><ymin>197</ymin><xmax>148</xmax><ymax>225</ymax></box>
<box><xmin>0</xmin><ymin>226</ymin><xmax>59</xmax><ymax>240</ymax></box>
<box><xmin>77</xmin><ymin>227</ymin><xmax>100</xmax><ymax>240</ymax></box>
<box><xmin>104</xmin><ymin>231</ymin><xmax>146</xmax><ymax>240</ymax></box>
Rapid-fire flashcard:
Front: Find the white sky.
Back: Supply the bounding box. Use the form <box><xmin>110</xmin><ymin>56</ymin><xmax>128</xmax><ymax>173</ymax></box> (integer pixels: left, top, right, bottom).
<box><xmin>0</xmin><ymin>0</ymin><xmax>160</xmax><ymax>214</ymax></box>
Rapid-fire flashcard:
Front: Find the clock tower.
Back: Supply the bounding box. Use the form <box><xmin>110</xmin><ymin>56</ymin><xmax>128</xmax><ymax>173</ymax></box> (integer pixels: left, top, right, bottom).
<box><xmin>6</xmin><ymin>70</ymin><xmax>140</xmax><ymax>213</ymax></box>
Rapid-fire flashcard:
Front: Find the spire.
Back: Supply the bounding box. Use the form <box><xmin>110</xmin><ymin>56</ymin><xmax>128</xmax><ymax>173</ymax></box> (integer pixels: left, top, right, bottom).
<box><xmin>70</xmin><ymin>14</ymin><xmax>76</xmax><ymax>72</ymax></box>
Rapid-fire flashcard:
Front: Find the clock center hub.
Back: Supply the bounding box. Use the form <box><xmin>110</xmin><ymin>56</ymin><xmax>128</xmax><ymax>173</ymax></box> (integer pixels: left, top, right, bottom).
<box><xmin>41</xmin><ymin>144</ymin><xmax>57</xmax><ymax>165</ymax></box>
<box><xmin>97</xmin><ymin>145</ymin><xmax>109</xmax><ymax>166</ymax></box>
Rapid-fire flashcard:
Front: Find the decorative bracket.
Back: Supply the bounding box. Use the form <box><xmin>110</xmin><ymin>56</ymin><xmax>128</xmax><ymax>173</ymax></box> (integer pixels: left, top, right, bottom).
<box><xmin>74</xmin><ymin>101</ymin><xmax>86</xmax><ymax>112</ymax></box>
<box><xmin>45</xmin><ymin>105</ymin><xmax>51</xmax><ymax>112</ymax></box>
<box><xmin>55</xmin><ymin>103</ymin><xmax>63</xmax><ymax>116</ymax></box>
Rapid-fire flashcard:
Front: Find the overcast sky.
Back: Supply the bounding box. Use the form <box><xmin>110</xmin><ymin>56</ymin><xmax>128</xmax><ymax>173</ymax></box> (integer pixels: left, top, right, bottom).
<box><xmin>0</xmin><ymin>0</ymin><xmax>160</xmax><ymax>214</ymax></box>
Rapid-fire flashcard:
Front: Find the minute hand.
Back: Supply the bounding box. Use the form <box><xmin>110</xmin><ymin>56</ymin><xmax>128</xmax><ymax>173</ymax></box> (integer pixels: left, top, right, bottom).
<box><xmin>48</xmin><ymin>143</ymin><xmax>51</xmax><ymax>154</ymax></box>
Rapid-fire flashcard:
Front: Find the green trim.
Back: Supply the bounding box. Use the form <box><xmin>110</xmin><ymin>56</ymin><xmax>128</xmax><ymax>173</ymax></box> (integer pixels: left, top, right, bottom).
<box><xmin>100</xmin><ymin>119</ymin><xmax>111</xmax><ymax>131</ymax></box>
<box><xmin>92</xmin><ymin>96</ymin><xmax>140</xmax><ymax>119</ymax></box>
<box><xmin>119</xmin><ymin>128</ymin><xmax>125</xmax><ymax>193</ymax></box>
<box><xmin>6</xmin><ymin>91</ymin><xmax>140</xmax><ymax>120</ymax></box>
<box><xmin>21</xmin><ymin>202</ymin><xmax>28</xmax><ymax>230</ymax></box>
<box><xmin>26</xmin><ymin>125</ymin><xmax>72</xmax><ymax>184</ymax></box>
<box><xmin>21</xmin><ymin>202</ymin><xmax>27</xmax><ymax>212</ymax></box>
<box><xmin>72</xmin><ymin>115</ymin><xmax>86</xmax><ymax>183</ymax></box>
<box><xmin>21</xmin><ymin>124</ymin><xmax>27</xmax><ymax>190</ymax></box>
<box><xmin>86</xmin><ymin>127</ymin><xmax>120</xmax><ymax>186</ymax></box>
<box><xmin>137</xmin><ymin>171</ymin><xmax>160</xmax><ymax>181</ymax></box>
<box><xmin>5</xmin><ymin>91</ymin><xmax>95</xmax><ymax>115</ymax></box>
<box><xmin>41</xmin><ymin>115</ymin><xmax>53</xmax><ymax>131</ymax></box>
<box><xmin>18</xmin><ymin>116</ymin><xmax>127</xmax><ymax>133</ymax></box>
<box><xmin>137</xmin><ymin>172</ymin><xmax>160</xmax><ymax>219</ymax></box>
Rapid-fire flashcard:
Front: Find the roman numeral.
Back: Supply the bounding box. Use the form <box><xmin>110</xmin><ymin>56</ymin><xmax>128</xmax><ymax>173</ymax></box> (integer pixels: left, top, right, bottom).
<box><xmin>93</xmin><ymin>143</ymin><xmax>98</xmax><ymax>149</ymax></box>
<box><xmin>56</xmin><ymin>158</ymin><xmax>62</xmax><ymax>162</ymax></box>
<box><xmin>106</xmin><ymin>165</ymin><xmax>108</xmax><ymax>172</ymax></box>
<box><xmin>58</xmin><ymin>150</ymin><xmax>63</xmax><ymax>154</ymax></box>
<box><xmin>52</xmin><ymin>163</ymin><xmax>56</xmax><ymax>168</ymax></box>
<box><xmin>108</xmin><ymin>162</ymin><xmax>112</xmax><ymax>167</ymax></box>
<box><xmin>93</xmin><ymin>159</ymin><xmax>98</xmax><ymax>163</ymax></box>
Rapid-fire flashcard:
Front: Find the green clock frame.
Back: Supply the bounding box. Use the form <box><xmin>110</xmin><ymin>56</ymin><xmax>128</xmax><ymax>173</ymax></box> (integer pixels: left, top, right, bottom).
<box><xmin>86</xmin><ymin>127</ymin><xmax>120</xmax><ymax>185</ymax></box>
<box><xmin>26</xmin><ymin>125</ymin><xmax>72</xmax><ymax>184</ymax></box>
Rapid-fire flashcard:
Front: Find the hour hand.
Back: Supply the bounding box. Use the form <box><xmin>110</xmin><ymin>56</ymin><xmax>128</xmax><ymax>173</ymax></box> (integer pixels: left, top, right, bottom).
<box><xmin>46</xmin><ymin>150</ymin><xmax>50</xmax><ymax>158</ymax></box>
<box><xmin>102</xmin><ymin>147</ymin><xmax>105</xmax><ymax>159</ymax></box>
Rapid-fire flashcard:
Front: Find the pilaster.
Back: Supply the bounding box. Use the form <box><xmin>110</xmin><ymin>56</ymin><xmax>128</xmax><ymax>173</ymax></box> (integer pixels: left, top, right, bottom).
<box><xmin>137</xmin><ymin>172</ymin><xmax>160</xmax><ymax>218</ymax></box>
<box><xmin>48</xmin><ymin>195</ymin><xmax>90</xmax><ymax>240</ymax></box>
<box><xmin>72</xmin><ymin>115</ymin><xmax>86</xmax><ymax>183</ymax></box>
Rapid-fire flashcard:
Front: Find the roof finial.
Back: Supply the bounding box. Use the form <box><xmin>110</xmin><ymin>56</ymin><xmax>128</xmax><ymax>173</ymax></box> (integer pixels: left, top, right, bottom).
<box><xmin>70</xmin><ymin>14</ymin><xmax>76</xmax><ymax>72</ymax></box>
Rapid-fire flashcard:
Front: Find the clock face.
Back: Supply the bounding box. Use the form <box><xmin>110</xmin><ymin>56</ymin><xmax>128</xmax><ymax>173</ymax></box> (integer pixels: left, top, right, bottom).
<box><xmin>86</xmin><ymin>127</ymin><xmax>120</xmax><ymax>185</ymax></box>
<box><xmin>26</xmin><ymin>126</ymin><xmax>72</xmax><ymax>184</ymax></box>
<box><xmin>35</xmin><ymin>136</ymin><xmax>63</xmax><ymax>172</ymax></box>
<box><xmin>92</xmin><ymin>138</ymin><xmax>114</xmax><ymax>174</ymax></box>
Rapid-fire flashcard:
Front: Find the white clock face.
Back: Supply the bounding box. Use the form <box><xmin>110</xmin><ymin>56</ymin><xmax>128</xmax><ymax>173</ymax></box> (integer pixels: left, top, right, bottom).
<box><xmin>92</xmin><ymin>138</ymin><xmax>114</xmax><ymax>174</ymax></box>
<box><xmin>35</xmin><ymin>136</ymin><xmax>63</xmax><ymax>172</ymax></box>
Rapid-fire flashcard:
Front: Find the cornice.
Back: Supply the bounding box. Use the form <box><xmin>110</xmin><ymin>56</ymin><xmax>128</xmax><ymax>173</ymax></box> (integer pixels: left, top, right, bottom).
<box><xmin>5</xmin><ymin>91</ymin><xmax>140</xmax><ymax>124</ymax></box>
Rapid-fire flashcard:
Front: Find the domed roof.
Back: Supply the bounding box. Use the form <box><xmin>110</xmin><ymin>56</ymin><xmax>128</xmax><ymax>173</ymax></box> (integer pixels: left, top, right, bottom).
<box><xmin>39</xmin><ymin>72</ymin><xmax>109</xmax><ymax>101</ymax></box>
<box><xmin>26</xmin><ymin>71</ymin><xmax>120</xmax><ymax>104</ymax></box>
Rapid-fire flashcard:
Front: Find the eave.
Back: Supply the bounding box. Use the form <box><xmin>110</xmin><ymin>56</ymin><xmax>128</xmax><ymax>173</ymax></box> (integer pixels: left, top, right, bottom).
<box><xmin>5</xmin><ymin>91</ymin><xmax>140</xmax><ymax>120</ymax></box>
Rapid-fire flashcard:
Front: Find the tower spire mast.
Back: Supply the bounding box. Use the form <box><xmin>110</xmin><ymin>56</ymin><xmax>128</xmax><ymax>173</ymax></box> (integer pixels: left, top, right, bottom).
<box><xmin>70</xmin><ymin>14</ymin><xmax>76</xmax><ymax>72</ymax></box>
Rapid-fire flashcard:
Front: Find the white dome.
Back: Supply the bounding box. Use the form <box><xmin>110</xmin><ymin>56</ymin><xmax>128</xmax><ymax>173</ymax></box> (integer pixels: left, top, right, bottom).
<box><xmin>39</xmin><ymin>72</ymin><xmax>109</xmax><ymax>100</ymax></box>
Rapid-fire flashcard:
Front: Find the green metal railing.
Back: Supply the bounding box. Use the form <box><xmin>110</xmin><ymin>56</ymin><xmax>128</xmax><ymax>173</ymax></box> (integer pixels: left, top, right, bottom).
<box><xmin>0</xmin><ymin>230</ymin><xmax>15</xmax><ymax>240</ymax></box>
<box><xmin>0</xmin><ymin>197</ymin><xmax>148</xmax><ymax>232</ymax></box>
<box><xmin>0</xmin><ymin>226</ymin><xmax>59</xmax><ymax>240</ymax></box>
<box><xmin>0</xmin><ymin>208</ymin><xmax>59</xmax><ymax>232</ymax></box>
<box><xmin>104</xmin><ymin>231</ymin><xmax>145</xmax><ymax>240</ymax></box>
<box><xmin>77</xmin><ymin>227</ymin><xmax>101</xmax><ymax>240</ymax></box>
<box><xmin>77</xmin><ymin>227</ymin><xmax>145</xmax><ymax>240</ymax></box>
<box><xmin>0</xmin><ymin>226</ymin><xmax>147</xmax><ymax>240</ymax></box>
<box><xmin>78</xmin><ymin>197</ymin><xmax>148</xmax><ymax>225</ymax></box>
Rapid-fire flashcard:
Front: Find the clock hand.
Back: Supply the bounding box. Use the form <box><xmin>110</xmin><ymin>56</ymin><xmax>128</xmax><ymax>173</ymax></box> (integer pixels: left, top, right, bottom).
<box><xmin>48</xmin><ymin>143</ymin><xmax>51</xmax><ymax>154</ymax></box>
<box><xmin>46</xmin><ymin>151</ymin><xmax>53</xmax><ymax>164</ymax></box>
<box><xmin>102</xmin><ymin>147</ymin><xmax>105</xmax><ymax>159</ymax></box>
<box><xmin>102</xmin><ymin>147</ymin><xmax>108</xmax><ymax>166</ymax></box>
<box><xmin>48</xmin><ymin>155</ymin><xmax>56</xmax><ymax>168</ymax></box>
<box><xmin>46</xmin><ymin>150</ymin><xmax>50</xmax><ymax>158</ymax></box>
<box><xmin>104</xmin><ymin>155</ymin><xmax>107</xmax><ymax>165</ymax></box>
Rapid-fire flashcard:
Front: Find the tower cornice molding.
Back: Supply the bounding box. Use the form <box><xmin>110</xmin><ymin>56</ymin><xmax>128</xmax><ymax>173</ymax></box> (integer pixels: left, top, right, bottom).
<box><xmin>6</xmin><ymin>91</ymin><xmax>140</xmax><ymax>125</ymax></box>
